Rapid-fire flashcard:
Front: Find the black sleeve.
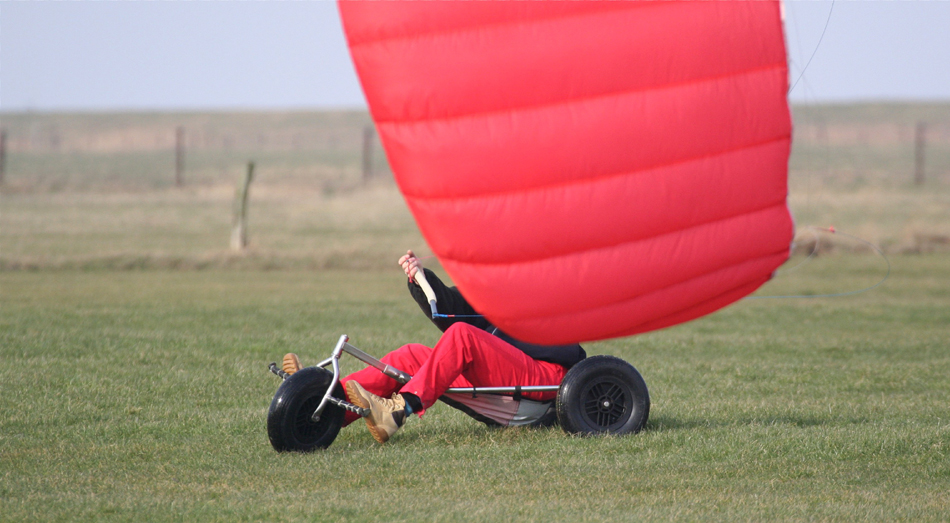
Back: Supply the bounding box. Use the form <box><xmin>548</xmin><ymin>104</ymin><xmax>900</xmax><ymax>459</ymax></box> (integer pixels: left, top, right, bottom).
<box><xmin>407</xmin><ymin>268</ymin><xmax>491</xmax><ymax>332</ymax></box>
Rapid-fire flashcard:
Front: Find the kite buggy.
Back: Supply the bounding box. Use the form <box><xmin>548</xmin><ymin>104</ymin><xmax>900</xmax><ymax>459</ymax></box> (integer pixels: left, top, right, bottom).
<box><xmin>266</xmin><ymin>255</ymin><xmax>649</xmax><ymax>452</ymax></box>
<box><xmin>267</xmin><ymin>334</ymin><xmax>650</xmax><ymax>452</ymax></box>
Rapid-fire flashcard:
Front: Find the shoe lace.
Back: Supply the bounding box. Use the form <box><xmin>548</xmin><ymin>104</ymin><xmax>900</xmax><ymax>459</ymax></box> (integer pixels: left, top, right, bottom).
<box><xmin>386</xmin><ymin>394</ymin><xmax>406</xmax><ymax>410</ymax></box>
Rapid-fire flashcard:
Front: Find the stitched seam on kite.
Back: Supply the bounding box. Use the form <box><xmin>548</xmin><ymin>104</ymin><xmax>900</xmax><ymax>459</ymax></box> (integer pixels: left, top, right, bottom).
<box><xmin>372</xmin><ymin>62</ymin><xmax>787</xmax><ymax>126</ymax></box>
<box><xmin>402</xmin><ymin>134</ymin><xmax>790</xmax><ymax>202</ymax></box>
<box><xmin>487</xmin><ymin>249</ymin><xmax>786</xmax><ymax>326</ymax></box>
<box><xmin>438</xmin><ymin>200</ymin><xmax>790</xmax><ymax>267</ymax></box>
<box><xmin>346</xmin><ymin>3</ymin><xmax>645</xmax><ymax>48</ymax></box>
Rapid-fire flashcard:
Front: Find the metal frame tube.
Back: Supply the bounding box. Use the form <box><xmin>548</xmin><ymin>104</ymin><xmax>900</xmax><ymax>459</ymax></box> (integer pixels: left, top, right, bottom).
<box><xmin>311</xmin><ymin>334</ymin><xmax>349</xmax><ymax>421</ymax></box>
<box><xmin>341</xmin><ymin>343</ymin><xmax>412</xmax><ymax>384</ymax></box>
<box><xmin>445</xmin><ymin>385</ymin><xmax>559</xmax><ymax>393</ymax></box>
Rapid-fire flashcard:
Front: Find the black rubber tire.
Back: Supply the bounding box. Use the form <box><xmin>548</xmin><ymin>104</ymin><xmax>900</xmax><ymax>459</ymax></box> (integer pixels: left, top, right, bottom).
<box><xmin>267</xmin><ymin>367</ymin><xmax>345</xmax><ymax>452</ymax></box>
<box><xmin>556</xmin><ymin>355</ymin><xmax>649</xmax><ymax>436</ymax></box>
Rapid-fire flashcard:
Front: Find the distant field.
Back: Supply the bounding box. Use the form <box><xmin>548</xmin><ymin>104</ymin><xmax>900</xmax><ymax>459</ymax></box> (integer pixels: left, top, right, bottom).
<box><xmin>3</xmin><ymin>105</ymin><xmax>947</xmax><ymax>193</ymax></box>
<box><xmin>1</xmin><ymin>256</ymin><xmax>948</xmax><ymax>521</ymax></box>
<box><xmin>0</xmin><ymin>110</ymin><xmax>388</xmax><ymax>191</ymax></box>
<box><xmin>1</xmin><ymin>104</ymin><xmax>949</xmax><ymax>270</ymax></box>
<box><xmin>0</xmin><ymin>185</ymin><xmax>426</xmax><ymax>271</ymax></box>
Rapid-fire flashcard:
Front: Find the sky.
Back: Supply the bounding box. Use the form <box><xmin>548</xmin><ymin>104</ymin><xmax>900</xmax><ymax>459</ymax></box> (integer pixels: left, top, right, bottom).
<box><xmin>1</xmin><ymin>1</ymin><xmax>949</xmax><ymax>112</ymax></box>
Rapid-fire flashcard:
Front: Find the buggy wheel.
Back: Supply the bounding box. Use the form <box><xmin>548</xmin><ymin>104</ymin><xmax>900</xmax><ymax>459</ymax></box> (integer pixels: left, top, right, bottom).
<box><xmin>267</xmin><ymin>367</ymin><xmax>345</xmax><ymax>452</ymax></box>
<box><xmin>556</xmin><ymin>355</ymin><xmax>649</xmax><ymax>436</ymax></box>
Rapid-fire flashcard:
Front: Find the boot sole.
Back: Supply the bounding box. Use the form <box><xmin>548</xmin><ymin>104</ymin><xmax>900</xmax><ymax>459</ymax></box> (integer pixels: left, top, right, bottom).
<box><xmin>282</xmin><ymin>353</ymin><xmax>302</xmax><ymax>375</ymax></box>
<box><xmin>345</xmin><ymin>381</ymin><xmax>390</xmax><ymax>444</ymax></box>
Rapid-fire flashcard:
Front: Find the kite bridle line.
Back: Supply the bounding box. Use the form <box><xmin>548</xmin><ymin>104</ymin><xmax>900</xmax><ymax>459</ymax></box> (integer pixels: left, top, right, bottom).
<box><xmin>788</xmin><ymin>0</ymin><xmax>836</xmax><ymax>95</ymax></box>
<box><xmin>776</xmin><ymin>226</ymin><xmax>821</xmax><ymax>275</ymax></box>
<box><xmin>772</xmin><ymin>1</ymin><xmax>892</xmax><ymax>300</ymax></box>
<box><xmin>747</xmin><ymin>226</ymin><xmax>891</xmax><ymax>300</ymax></box>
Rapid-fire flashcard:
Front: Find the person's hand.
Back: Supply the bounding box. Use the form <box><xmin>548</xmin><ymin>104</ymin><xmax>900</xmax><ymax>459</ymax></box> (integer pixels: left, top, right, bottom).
<box><xmin>398</xmin><ymin>250</ymin><xmax>423</xmax><ymax>283</ymax></box>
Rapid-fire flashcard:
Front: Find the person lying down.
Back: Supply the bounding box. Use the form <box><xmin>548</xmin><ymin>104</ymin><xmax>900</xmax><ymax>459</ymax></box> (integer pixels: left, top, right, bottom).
<box><xmin>281</xmin><ymin>250</ymin><xmax>586</xmax><ymax>443</ymax></box>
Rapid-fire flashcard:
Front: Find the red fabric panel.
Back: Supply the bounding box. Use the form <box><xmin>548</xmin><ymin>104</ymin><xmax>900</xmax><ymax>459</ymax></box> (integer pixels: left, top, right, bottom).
<box><xmin>341</xmin><ymin>2</ymin><xmax>639</xmax><ymax>47</ymax></box>
<box><xmin>382</xmin><ymin>66</ymin><xmax>789</xmax><ymax>199</ymax></box>
<box><xmin>491</xmin><ymin>254</ymin><xmax>786</xmax><ymax>345</ymax></box>
<box><xmin>407</xmin><ymin>139</ymin><xmax>791</xmax><ymax>264</ymax></box>
<box><xmin>339</xmin><ymin>0</ymin><xmax>793</xmax><ymax>343</ymax></box>
<box><xmin>441</xmin><ymin>204</ymin><xmax>793</xmax><ymax>318</ymax></box>
<box><xmin>342</xmin><ymin>1</ymin><xmax>786</xmax><ymax>123</ymax></box>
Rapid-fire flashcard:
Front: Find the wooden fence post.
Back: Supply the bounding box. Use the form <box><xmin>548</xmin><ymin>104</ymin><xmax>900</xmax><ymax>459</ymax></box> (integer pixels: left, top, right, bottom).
<box><xmin>362</xmin><ymin>125</ymin><xmax>375</xmax><ymax>183</ymax></box>
<box><xmin>914</xmin><ymin>122</ymin><xmax>926</xmax><ymax>186</ymax></box>
<box><xmin>231</xmin><ymin>162</ymin><xmax>255</xmax><ymax>251</ymax></box>
<box><xmin>0</xmin><ymin>129</ymin><xmax>7</xmax><ymax>184</ymax></box>
<box><xmin>175</xmin><ymin>126</ymin><xmax>185</xmax><ymax>187</ymax></box>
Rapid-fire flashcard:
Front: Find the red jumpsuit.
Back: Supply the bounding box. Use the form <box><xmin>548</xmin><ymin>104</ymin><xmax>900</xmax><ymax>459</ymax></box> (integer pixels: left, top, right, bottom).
<box><xmin>339</xmin><ymin>269</ymin><xmax>585</xmax><ymax>425</ymax></box>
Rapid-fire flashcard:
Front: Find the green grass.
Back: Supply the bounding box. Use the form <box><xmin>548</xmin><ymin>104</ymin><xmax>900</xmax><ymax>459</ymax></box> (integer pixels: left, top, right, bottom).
<box><xmin>2</xmin><ymin>255</ymin><xmax>949</xmax><ymax>521</ymax></box>
<box><xmin>0</xmin><ymin>185</ymin><xmax>426</xmax><ymax>270</ymax></box>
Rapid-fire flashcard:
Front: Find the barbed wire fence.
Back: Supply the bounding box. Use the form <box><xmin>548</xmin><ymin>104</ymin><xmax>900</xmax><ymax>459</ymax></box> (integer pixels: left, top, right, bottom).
<box><xmin>0</xmin><ymin>113</ymin><xmax>393</xmax><ymax>191</ymax></box>
<box><xmin>0</xmin><ymin>111</ymin><xmax>947</xmax><ymax>191</ymax></box>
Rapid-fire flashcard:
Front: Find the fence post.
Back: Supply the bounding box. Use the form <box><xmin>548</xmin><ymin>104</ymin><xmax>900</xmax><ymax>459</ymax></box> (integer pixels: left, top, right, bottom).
<box><xmin>362</xmin><ymin>125</ymin><xmax>375</xmax><ymax>183</ymax></box>
<box><xmin>914</xmin><ymin>122</ymin><xmax>926</xmax><ymax>186</ymax></box>
<box><xmin>231</xmin><ymin>162</ymin><xmax>255</xmax><ymax>251</ymax></box>
<box><xmin>175</xmin><ymin>126</ymin><xmax>185</xmax><ymax>187</ymax></box>
<box><xmin>0</xmin><ymin>129</ymin><xmax>6</xmax><ymax>184</ymax></box>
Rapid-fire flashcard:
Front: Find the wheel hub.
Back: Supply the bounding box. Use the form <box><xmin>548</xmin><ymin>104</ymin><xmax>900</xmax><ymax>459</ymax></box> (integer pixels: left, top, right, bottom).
<box><xmin>582</xmin><ymin>378</ymin><xmax>630</xmax><ymax>430</ymax></box>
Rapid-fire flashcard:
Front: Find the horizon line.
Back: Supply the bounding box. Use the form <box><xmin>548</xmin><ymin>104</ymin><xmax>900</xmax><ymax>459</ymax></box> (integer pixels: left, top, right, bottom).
<box><xmin>3</xmin><ymin>99</ymin><xmax>950</xmax><ymax>115</ymax></box>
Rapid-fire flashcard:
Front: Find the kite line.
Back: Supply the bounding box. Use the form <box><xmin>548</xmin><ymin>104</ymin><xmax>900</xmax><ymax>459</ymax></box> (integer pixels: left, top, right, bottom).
<box><xmin>788</xmin><ymin>0</ymin><xmax>836</xmax><ymax>95</ymax></box>
<box><xmin>747</xmin><ymin>226</ymin><xmax>890</xmax><ymax>300</ymax></box>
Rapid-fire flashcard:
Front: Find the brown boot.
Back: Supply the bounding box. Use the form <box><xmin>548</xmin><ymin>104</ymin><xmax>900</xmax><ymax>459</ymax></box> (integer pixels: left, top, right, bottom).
<box><xmin>345</xmin><ymin>381</ymin><xmax>407</xmax><ymax>444</ymax></box>
<box><xmin>281</xmin><ymin>353</ymin><xmax>302</xmax><ymax>375</ymax></box>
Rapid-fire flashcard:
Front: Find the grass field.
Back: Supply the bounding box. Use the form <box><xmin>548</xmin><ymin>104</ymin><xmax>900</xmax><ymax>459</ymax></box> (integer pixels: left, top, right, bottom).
<box><xmin>1</xmin><ymin>104</ymin><xmax>949</xmax><ymax>520</ymax></box>
<box><xmin>1</xmin><ymin>255</ymin><xmax>949</xmax><ymax>521</ymax></box>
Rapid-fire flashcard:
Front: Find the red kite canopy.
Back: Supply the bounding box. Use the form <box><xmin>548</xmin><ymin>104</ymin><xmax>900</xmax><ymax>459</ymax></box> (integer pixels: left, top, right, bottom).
<box><xmin>339</xmin><ymin>1</ymin><xmax>794</xmax><ymax>344</ymax></box>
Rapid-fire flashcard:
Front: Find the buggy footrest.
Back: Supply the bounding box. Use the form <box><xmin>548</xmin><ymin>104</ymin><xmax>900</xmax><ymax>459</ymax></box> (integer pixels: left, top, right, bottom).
<box><xmin>268</xmin><ymin>362</ymin><xmax>290</xmax><ymax>380</ymax></box>
<box><xmin>326</xmin><ymin>396</ymin><xmax>370</xmax><ymax>417</ymax></box>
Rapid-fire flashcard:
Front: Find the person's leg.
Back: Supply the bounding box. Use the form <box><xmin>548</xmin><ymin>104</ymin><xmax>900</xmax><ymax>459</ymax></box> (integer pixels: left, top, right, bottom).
<box><xmin>282</xmin><ymin>345</ymin><xmax>432</xmax><ymax>391</ymax></box>
<box><xmin>340</xmin><ymin>343</ymin><xmax>430</xmax><ymax>397</ymax></box>
<box><xmin>336</xmin><ymin>343</ymin><xmax>429</xmax><ymax>426</ymax></box>
<box><xmin>339</xmin><ymin>342</ymin><xmax>473</xmax><ymax>426</ymax></box>
<box><xmin>399</xmin><ymin>323</ymin><xmax>567</xmax><ymax>416</ymax></box>
<box><xmin>346</xmin><ymin>323</ymin><xmax>566</xmax><ymax>443</ymax></box>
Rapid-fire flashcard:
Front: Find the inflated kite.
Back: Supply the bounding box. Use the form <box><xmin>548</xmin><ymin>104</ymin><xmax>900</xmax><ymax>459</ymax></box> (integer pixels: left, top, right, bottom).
<box><xmin>267</xmin><ymin>0</ymin><xmax>793</xmax><ymax>450</ymax></box>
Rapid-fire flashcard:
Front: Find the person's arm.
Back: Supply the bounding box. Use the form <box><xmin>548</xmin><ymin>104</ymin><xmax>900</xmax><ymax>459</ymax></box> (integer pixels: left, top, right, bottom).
<box><xmin>399</xmin><ymin>250</ymin><xmax>489</xmax><ymax>332</ymax></box>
